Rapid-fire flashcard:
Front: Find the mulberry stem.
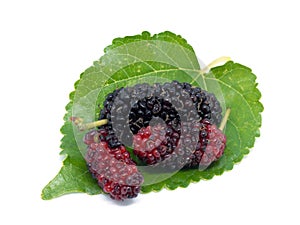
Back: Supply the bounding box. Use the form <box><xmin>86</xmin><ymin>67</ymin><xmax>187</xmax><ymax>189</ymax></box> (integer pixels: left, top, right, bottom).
<box><xmin>219</xmin><ymin>108</ymin><xmax>231</xmax><ymax>131</ymax></box>
<box><xmin>201</xmin><ymin>56</ymin><xmax>231</xmax><ymax>74</ymax></box>
<box><xmin>70</xmin><ymin>117</ymin><xmax>108</xmax><ymax>131</ymax></box>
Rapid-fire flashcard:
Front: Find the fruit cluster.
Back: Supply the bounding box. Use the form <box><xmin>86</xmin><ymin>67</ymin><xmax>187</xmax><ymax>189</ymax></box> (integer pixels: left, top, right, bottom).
<box><xmin>82</xmin><ymin>81</ymin><xmax>226</xmax><ymax>200</ymax></box>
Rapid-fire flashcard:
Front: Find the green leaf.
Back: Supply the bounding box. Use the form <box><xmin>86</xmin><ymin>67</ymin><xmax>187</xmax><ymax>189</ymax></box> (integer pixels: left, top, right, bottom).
<box><xmin>42</xmin><ymin>31</ymin><xmax>263</xmax><ymax>199</ymax></box>
<box><xmin>41</xmin><ymin>164</ymin><xmax>101</xmax><ymax>200</ymax></box>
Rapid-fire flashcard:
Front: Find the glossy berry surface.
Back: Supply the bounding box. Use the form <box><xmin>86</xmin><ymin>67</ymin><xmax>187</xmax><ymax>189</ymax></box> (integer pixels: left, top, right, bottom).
<box><xmin>84</xmin><ymin>130</ymin><xmax>143</xmax><ymax>200</ymax></box>
<box><xmin>184</xmin><ymin>119</ymin><xmax>226</xmax><ymax>169</ymax></box>
<box><xmin>133</xmin><ymin>119</ymin><xmax>226</xmax><ymax>170</ymax></box>
<box><xmin>133</xmin><ymin>124</ymin><xmax>179</xmax><ymax>165</ymax></box>
<box><xmin>98</xmin><ymin>88</ymin><xmax>123</xmax><ymax>149</ymax></box>
<box><xmin>97</xmin><ymin>81</ymin><xmax>222</xmax><ymax>149</ymax></box>
<box><xmin>176</xmin><ymin>81</ymin><xmax>223</xmax><ymax>125</ymax></box>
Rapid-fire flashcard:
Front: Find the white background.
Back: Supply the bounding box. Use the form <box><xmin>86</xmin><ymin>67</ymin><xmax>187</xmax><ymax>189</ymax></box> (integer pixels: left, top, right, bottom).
<box><xmin>1</xmin><ymin>0</ymin><xmax>299</xmax><ymax>224</ymax></box>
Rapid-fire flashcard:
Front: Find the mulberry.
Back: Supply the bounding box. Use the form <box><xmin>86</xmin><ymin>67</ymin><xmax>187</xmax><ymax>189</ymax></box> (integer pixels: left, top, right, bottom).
<box><xmin>110</xmin><ymin>81</ymin><xmax>197</xmax><ymax>148</ymax></box>
<box><xmin>84</xmin><ymin>130</ymin><xmax>143</xmax><ymax>200</ymax></box>
<box><xmin>177</xmin><ymin>81</ymin><xmax>223</xmax><ymax>125</ymax></box>
<box><xmin>133</xmin><ymin>123</ymin><xmax>178</xmax><ymax>165</ymax></box>
<box><xmin>133</xmin><ymin>119</ymin><xmax>226</xmax><ymax>171</ymax></box>
<box><xmin>184</xmin><ymin>119</ymin><xmax>226</xmax><ymax>169</ymax></box>
<box><xmin>97</xmin><ymin>81</ymin><xmax>222</xmax><ymax>149</ymax></box>
<box><xmin>98</xmin><ymin>88</ymin><xmax>123</xmax><ymax>148</ymax></box>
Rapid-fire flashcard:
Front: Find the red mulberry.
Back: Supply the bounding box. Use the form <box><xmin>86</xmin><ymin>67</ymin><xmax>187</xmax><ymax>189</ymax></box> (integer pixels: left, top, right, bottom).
<box><xmin>84</xmin><ymin>130</ymin><xmax>143</xmax><ymax>200</ymax></box>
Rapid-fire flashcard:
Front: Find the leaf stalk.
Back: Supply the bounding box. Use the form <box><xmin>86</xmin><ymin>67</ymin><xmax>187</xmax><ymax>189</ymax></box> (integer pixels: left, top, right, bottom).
<box><xmin>219</xmin><ymin>108</ymin><xmax>231</xmax><ymax>131</ymax></box>
<box><xmin>201</xmin><ymin>56</ymin><xmax>231</xmax><ymax>74</ymax></box>
<box><xmin>70</xmin><ymin>117</ymin><xmax>108</xmax><ymax>131</ymax></box>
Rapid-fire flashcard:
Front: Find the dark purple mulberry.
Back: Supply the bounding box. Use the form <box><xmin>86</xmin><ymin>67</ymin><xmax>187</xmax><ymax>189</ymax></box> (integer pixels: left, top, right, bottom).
<box><xmin>177</xmin><ymin>81</ymin><xmax>223</xmax><ymax>126</ymax></box>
